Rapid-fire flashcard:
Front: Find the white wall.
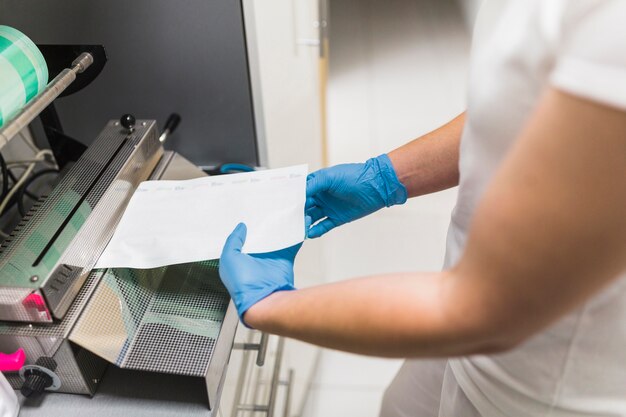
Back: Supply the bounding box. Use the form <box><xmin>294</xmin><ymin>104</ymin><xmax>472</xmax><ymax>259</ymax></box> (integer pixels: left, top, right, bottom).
<box><xmin>304</xmin><ymin>1</ymin><xmax>472</xmax><ymax>416</ymax></box>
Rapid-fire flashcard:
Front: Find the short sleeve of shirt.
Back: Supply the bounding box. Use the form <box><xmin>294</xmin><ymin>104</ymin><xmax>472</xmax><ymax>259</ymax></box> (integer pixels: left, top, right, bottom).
<box><xmin>550</xmin><ymin>0</ymin><xmax>626</xmax><ymax>111</ymax></box>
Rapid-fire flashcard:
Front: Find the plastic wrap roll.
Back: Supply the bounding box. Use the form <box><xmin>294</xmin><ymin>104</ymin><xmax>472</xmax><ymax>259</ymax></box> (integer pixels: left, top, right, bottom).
<box><xmin>0</xmin><ymin>25</ymin><xmax>48</xmax><ymax>128</ymax></box>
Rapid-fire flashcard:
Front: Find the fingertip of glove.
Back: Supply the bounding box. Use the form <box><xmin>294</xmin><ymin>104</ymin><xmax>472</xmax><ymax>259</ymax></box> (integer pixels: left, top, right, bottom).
<box><xmin>306</xmin><ymin>228</ymin><xmax>322</xmax><ymax>239</ymax></box>
<box><xmin>224</xmin><ymin>223</ymin><xmax>247</xmax><ymax>253</ymax></box>
<box><xmin>234</xmin><ymin>223</ymin><xmax>248</xmax><ymax>240</ymax></box>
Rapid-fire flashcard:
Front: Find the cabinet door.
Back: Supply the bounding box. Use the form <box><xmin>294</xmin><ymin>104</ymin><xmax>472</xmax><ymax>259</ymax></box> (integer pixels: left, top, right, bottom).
<box><xmin>244</xmin><ymin>0</ymin><xmax>325</xmax><ymax>171</ymax></box>
<box><xmin>242</xmin><ymin>2</ymin><xmax>327</xmax><ymax>416</ymax></box>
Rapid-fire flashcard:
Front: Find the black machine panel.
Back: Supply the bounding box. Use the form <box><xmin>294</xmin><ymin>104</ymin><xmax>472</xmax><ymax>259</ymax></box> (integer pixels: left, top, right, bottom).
<box><xmin>0</xmin><ymin>0</ymin><xmax>259</xmax><ymax>167</ymax></box>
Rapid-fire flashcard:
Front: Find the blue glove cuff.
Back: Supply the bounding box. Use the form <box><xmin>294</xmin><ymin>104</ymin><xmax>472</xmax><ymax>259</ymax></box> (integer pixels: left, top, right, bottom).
<box><xmin>372</xmin><ymin>154</ymin><xmax>408</xmax><ymax>207</ymax></box>
<box><xmin>237</xmin><ymin>284</ymin><xmax>296</xmax><ymax>328</ymax></box>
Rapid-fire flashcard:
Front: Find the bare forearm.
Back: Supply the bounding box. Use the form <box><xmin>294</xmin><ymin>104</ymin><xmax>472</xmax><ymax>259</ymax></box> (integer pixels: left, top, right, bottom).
<box><xmin>244</xmin><ymin>272</ymin><xmax>499</xmax><ymax>358</ymax></box>
<box><xmin>388</xmin><ymin>113</ymin><xmax>464</xmax><ymax>197</ymax></box>
<box><xmin>234</xmin><ymin>93</ymin><xmax>626</xmax><ymax>362</ymax></box>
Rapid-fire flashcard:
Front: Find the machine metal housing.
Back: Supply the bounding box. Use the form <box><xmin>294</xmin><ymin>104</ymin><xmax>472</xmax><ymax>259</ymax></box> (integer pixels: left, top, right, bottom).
<box><xmin>0</xmin><ymin>120</ymin><xmax>238</xmax><ymax>412</ymax></box>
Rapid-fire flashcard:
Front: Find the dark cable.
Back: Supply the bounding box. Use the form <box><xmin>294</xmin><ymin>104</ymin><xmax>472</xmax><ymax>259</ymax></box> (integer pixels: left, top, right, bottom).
<box><xmin>17</xmin><ymin>169</ymin><xmax>59</xmax><ymax>217</ymax></box>
<box><xmin>0</xmin><ymin>154</ymin><xmax>19</xmax><ymax>217</ymax></box>
<box><xmin>7</xmin><ymin>169</ymin><xmax>39</xmax><ymax>200</ymax></box>
<box><xmin>0</xmin><ymin>153</ymin><xmax>8</xmax><ymax>202</ymax></box>
<box><xmin>0</xmin><ymin>170</ymin><xmax>26</xmax><ymax>216</ymax></box>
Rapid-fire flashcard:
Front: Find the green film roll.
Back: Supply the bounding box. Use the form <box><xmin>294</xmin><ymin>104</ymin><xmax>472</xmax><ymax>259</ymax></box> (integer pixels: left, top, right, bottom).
<box><xmin>0</xmin><ymin>25</ymin><xmax>49</xmax><ymax>128</ymax></box>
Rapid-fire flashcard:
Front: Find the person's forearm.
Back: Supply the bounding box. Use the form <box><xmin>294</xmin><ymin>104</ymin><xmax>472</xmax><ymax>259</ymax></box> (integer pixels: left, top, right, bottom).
<box><xmin>388</xmin><ymin>113</ymin><xmax>464</xmax><ymax>197</ymax></box>
<box><xmin>235</xmin><ymin>92</ymin><xmax>626</xmax><ymax>361</ymax></box>
<box><xmin>244</xmin><ymin>271</ymin><xmax>503</xmax><ymax>358</ymax></box>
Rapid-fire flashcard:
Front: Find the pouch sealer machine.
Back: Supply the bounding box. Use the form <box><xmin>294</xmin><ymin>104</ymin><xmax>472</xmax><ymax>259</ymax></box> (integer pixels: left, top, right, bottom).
<box><xmin>0</xmin><ymin>50</ymin><xmax>239</xmax><ymax>412</ymax></box>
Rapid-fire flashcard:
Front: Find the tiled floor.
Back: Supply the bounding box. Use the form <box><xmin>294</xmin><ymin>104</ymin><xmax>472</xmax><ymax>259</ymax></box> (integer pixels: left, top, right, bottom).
<box><xmin>303</xmin><ymin>1</ymin><xmax>471</xmax><ymax>416</ymax></box>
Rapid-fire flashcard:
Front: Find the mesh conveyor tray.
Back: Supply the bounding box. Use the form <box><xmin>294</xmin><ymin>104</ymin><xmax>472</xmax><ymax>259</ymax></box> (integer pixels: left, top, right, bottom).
<box><xmin>70</xmin><ymin>261</ymin><xmax>230</xmax><ymax>377</ymax></box>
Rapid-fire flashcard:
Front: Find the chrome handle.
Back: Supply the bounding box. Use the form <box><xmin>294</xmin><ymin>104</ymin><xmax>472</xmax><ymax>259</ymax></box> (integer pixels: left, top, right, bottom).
<box><xmin>292</xmin><ymin>0</ymin><xmax>328</xmax><ymax>56</ymax></box>
<box><xmin>158</xmin><ymin>113</ymin><xmax>181</xmax><ymax>143</ymax></box>
<box><xmin>265</xmin><ymin>337</ymin><xmax>284</xmax><ymax>416</ymax></box>
<box><xmin>296</xmin><ymin>38</ymin><xmax>320</xmax><ymax>47</ymax></box>
<box><xmin>233</xmin><ymin>331</ymin><xmax>269</xmax><ymax>366</ymax></box>
<box><xmin>237</xmin><ymin>337</ymin><xmax>286</xmax><ymax>415</ymax></box>
<box><xmin>256</xmin><ymin>332</ymin><xmax>269</xmax><ymax>366</ymax></box>
<box><xmin>318</xmin><ymin>0</ymin><xmax>329</xmax><ymax>58</ymax></box>
<box><xmin>280</xmin><ymin>369</ymin><xmax>294</xmax><ymax>417</ymax></box>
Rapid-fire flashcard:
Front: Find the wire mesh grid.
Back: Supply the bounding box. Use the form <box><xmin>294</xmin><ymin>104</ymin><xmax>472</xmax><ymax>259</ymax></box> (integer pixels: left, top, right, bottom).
<box><xmin>72</xmin><ymin>260</ymin><xmax>230</xmax><ymax>377</ymax></box>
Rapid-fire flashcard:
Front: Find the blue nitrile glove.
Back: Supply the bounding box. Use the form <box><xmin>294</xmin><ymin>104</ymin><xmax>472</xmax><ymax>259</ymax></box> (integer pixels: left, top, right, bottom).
<box><xmin>306</xmin><ymin>154</ymin><xmax>407</xmax><ymax>238</ymax></box>
<box><xmin>219</xmin><ymin>223</ymin><xmax>301</xmax><ymax>322</ymax></box>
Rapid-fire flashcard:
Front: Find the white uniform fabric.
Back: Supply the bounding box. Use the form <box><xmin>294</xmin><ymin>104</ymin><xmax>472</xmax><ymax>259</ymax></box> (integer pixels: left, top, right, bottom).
<box><xmin>382</xmin><ymin>1</ymin><xmax>626</xmax><ymax>416</ymax></box>
<box><xmin>382</xmin><ymin>359</ymin><xmax>481</xmax><ymax>417</ymax></box>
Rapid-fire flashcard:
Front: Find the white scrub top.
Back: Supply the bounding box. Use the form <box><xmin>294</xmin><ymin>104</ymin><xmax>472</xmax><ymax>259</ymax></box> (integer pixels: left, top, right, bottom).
<box><xmin>444</xmin><ymin>1</ymin><xmax>626</xmax><ymax>416</ymax></box>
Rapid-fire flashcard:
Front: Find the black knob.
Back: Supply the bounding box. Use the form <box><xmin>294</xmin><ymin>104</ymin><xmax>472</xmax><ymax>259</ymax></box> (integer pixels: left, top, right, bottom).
<box><xmin>120</xmin><ymin>114</ymin><xmax>136</xmax><ymax>131</ymax></box>
<box><xmin>35</xmin><ymin>357</ymin><xmax>57</xmax><ymax>371</ymax></box>
<box><xmin>163</xmin><ymin>113</ymin><xmax>181</xmax><ymax>134</ymax></box>
<box><xmin>20</xmin><ymin>370</ymin><xmax>53</xmax><ymax>398</ymax></box>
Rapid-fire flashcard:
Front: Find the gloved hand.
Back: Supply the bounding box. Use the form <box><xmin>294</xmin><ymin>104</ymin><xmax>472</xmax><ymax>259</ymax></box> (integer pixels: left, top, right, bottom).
<box><xmin>219</xmin><ymin>223</ymin><xmax>300</xmax><ymax>322</ymax></box>
<box><xmin>306</xmin><ymin>154</ymin><xmax>407</xmax><ymax>238</ymax></box>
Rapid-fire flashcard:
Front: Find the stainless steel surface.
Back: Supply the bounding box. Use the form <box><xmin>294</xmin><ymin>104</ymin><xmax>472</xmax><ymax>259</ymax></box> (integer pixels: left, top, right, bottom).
<box><xmin>43</xmin><ymin>121</ymin><xmax>162</xmax><ymax>320</ymax></box>
<box><xmin>0</xmin><ymin>268</ymin><xmax>110</xmax><ymax>395</ymax></box>
<box><xmin>157</xmin><ymin>153</ymin><xmax>206</xmax><ymax>181</ymax></box>
<box><xmin>17</xmin><ymin>366</ymin><xmax>215</xmax><ymax>417</ymax></box>
<box><xmin>4</xmin><ymin>149</ymin><xmax>240</xmax><ymax>414</ymax></box>
<box><xmin>1</xmin><ymin>112</ymin><xmax>241</xmax><ymax>414</ymax></box>
<box><xmin>233</xmin><ymin>331</ymin><xmax>269</xmax><ymax>367</ymax></box>
<box><xmin>205</xmin><ymin>302</ymin><xmax>239</xmax><ymax>412</ymax></box>
<box><xmin>0</xmin><ymin>120</ymin><xmax>162</xmax><ymax>322</ymax></box>
<box><xmin>70</xmin><ymin>263</ymin><xmax>237</xmax><ymax>410</ymax></box>
<box><xmin>0</xmin><ymin>53</ymin><xmax>92</xmax><ymax>150</ymax></box>
<box><xmin>64</xmin><ymin>147</ymin><xmax>238</xmax><ymax>409</ymax></box>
